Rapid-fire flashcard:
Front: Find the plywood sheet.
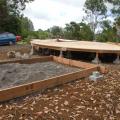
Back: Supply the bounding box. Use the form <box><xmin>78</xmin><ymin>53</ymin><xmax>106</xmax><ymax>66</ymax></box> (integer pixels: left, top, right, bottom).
<box><xmin>31</xmin><ymin>39</ymin><xmax>120</xmax><ymax>53</ymax></box>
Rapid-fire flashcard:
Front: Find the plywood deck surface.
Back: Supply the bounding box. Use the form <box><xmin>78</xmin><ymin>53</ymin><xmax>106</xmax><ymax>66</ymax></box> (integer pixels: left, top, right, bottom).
<box><xmin>31</xmin><ymin>39</ymin><xmax>120</xmax><ymax>53</ymax></box>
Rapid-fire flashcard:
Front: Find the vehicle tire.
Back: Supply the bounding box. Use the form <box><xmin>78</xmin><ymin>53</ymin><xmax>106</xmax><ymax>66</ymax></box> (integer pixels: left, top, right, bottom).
<box><xmin>9</xmin><ymin>41</ymin><xmax>14</xmax><ymax>45</ymax></box>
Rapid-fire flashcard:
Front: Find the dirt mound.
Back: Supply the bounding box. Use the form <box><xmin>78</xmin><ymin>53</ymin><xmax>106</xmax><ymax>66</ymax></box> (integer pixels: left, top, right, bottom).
<box><xmin>0</xmin><ymin>44</ymin><xmax>31</xmax><ymax>60</ymax></box>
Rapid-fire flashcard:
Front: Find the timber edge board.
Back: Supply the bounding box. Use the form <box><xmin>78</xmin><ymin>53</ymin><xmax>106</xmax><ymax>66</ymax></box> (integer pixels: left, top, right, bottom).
<box><xmin>0</xmin><ymin>56</ymin><xmax>106</xmax><ymax>102</ymax></box>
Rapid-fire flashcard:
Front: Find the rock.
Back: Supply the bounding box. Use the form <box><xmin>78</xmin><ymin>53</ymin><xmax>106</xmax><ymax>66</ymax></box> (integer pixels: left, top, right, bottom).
<box><xmin>7</xmin><ymin>51</ymin><xmax>16</xmax><ymax>58</ymax></box>
<box><xmin>22</xmin><ymin>53</ymin><xmax>30</xmax><ymax>59</ymax></box>
<box><xmin>15</xmin><ymin>52</ymin><xmax>21</xmax><ymax>58</ymax></box>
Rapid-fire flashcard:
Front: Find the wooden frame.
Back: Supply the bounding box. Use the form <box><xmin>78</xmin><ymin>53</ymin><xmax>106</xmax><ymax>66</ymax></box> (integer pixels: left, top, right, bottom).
<box><xmin>0</xmin><ymin>56</ymin><xmax>105</xmax><ymax>102</ymax></box>
<box><xmin>31</xmin><ymin>40</ymin><xmax>120</xmax><ymax>54</ymax></box>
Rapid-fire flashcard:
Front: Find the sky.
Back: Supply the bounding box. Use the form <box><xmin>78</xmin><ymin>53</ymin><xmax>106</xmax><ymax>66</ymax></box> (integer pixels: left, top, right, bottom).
<box><xmin>23</xmin><ymin>0</ymin><xmax>86</xmax><ymax>30</ymax></box>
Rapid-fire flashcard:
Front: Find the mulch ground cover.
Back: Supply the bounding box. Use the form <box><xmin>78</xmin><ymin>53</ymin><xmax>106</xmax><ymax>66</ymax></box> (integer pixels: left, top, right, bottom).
<box><xmin>0</xmin><ymin>64</ymin><xmax>120</xmax><ymax>120</ymax></box>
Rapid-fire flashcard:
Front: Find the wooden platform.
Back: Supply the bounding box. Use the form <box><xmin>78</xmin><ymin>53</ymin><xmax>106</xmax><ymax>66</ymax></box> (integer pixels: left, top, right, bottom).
<box><xmin>31</xmin><ymin>39</ymin><xmax>120</xmax><ymax>54</ymax></box>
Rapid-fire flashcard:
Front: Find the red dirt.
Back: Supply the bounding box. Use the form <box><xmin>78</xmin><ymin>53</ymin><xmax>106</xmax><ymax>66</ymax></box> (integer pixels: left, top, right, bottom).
<box><xmin>0</xmin><ymin>64</ymin><xmax>120</xmax><ymax>119</ymax></box>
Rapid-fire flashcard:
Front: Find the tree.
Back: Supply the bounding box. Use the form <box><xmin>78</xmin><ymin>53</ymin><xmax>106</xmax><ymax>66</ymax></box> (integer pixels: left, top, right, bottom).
<box><xmin>64</xmin><ymin>21</ymin><xmax>93</xmax><ymax>40</ymax></box>
<box><xmin>64</xmin><ymin>22</ymin><xmax>80</xmax><ymax>40</ymax></box>
<box><xmin>83</xmin><ymin>0</ymin><xmax>107</xmax><ymax>41</ymax></box>
<box><xmin>4</xmin><ymin>16</ymin><xmax>22</xmax><ymax>35</ymax></box>
<box><xmin>21</xmin><ymin>17</ymin><xmax>34</xmax><ymax>31</ymax></box>
<box><xmin>96</xmin><ymin>20</ymin><xmax>118</xmax><ymax>42</ymax></box>
<box><xmin>50</xmin><ymin>26</ymin><xmax>63</xmax><ymax>38</ymax></box>
<box><xmin>0</xmin><ymin>0</ymin><xmax>34</xmax><ymax>34</ymax></box>
<box><xmin>114</xmin><ymin>17</ymin><xmax>120</xmax><ymax>41</ymax></box>
<box><xmin>64</xmin><ymin>23</ymin><xmax>73</xmax><ymax>39</ymax></box>
<box><xmin>79</xmin><ymin>22</ymin><xmax>94</xmax><ymax>41</ymax></box>
<box><xmin>21</xmin><ymin>17</ymin><xmax>34</xmax><ymax>38</ymax></box>
<box><xmin>69</xmin><ymin>22</ymin><xmax>80</xmax><ymax>40</ymax></box>
<box><xmin>7</xmin><ymin>0</ymin><xmax>34</xmax><ymax>15</ymax></box>
<box><xmin>105</xmin><ymin>0</ymin><xmax>120</xmax><ymax>42</ymax></box>
<box><xmin>0</xmin><ymin>0</ymin><xmax>8</xmax><ymax>32</ymax></box>
<box><xmin>106</xmin><ymin>0</ymin><xmax>120</xmax><ymax>16</ymax></box>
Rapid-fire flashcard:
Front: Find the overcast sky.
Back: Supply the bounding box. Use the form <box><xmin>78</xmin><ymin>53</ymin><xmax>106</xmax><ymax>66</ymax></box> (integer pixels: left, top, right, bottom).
<box><xmin>23</xmin><ymin>0</ymin><xmax>86</xmax><ymax>30</ymax></box>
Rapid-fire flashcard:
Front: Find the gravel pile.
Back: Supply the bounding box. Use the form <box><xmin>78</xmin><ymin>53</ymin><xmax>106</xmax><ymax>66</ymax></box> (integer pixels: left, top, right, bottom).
<box><xmin>0</xmin><ymin>44</ymin><xmax>31</xmax><ymax>53</ymax></box>
<box><xmin>0</xmin><ymin>62</ymin><xmax>80</xmax><ymax>89</ymax></box>
<box><xmin>0</xmin><ymin>44</ymin><xmax>31</xmax><ymax>60</ymax></box>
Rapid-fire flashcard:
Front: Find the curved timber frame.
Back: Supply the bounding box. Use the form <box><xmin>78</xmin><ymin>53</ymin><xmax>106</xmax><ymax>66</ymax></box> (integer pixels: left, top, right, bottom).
<box><xmin>31</xmin><ymin>39</ymin><xmax>120</xmax><ymax>64</ymax></box>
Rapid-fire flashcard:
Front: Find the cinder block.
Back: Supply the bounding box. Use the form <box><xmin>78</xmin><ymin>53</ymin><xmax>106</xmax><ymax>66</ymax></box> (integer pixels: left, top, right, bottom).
<box><xmin>89</xmin><ymin>71</ymin><xmax>103</xmax><ymax>81</ymax></box>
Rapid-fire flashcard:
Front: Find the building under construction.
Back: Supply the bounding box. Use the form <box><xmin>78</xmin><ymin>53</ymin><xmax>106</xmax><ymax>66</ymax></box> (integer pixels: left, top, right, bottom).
<box><xmin>31</xmin><ymin>39</ymin><xmax>120</xmax><ymax>64</ymax></box>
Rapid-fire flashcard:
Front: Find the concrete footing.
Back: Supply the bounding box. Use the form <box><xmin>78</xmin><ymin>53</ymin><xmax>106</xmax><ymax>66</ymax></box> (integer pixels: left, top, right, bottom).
<box><xmin>30</xmin><ymin>45</ymin><xmax>36</xmax><ymax>55</ymax></box>
<box><xmin>113</xmin><ymin>55</ymin><xmax>120</xmax><ymax>64</ymax></box>
<box><xmin>92</xmin><ymin>53</ymin><xmax>101</xmax><ymax>64</ymax></box>
<box><xmin>89</xmin><ymin>71</ymin><xmax>103</xmax><ymax>81</ymax></box>
<box><xmin>59</xmin><ymin>50</ymin><xmax>63</xmax><ymax>57</ymax></box>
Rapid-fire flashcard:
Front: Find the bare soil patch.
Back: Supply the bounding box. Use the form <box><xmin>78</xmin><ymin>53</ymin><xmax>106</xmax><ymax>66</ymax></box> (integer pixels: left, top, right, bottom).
<box><xmin>0</xmin><ymin>64</ymin><xmax>120</xmax><ymax>119</ymax></box>
<box><xmin>0</xmin><ymin>44</ymin><xmax>31</xmax><ymax>60</ymax></box>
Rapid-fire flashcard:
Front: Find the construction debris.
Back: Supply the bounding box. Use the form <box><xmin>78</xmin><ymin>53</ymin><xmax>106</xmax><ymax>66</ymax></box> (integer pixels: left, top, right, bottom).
<box><xmin>89</xmin><ymin>71</ymin><xmax>103</xmax><ymax>81</ymax></box>
<box><xmin>0</xmin><ymin>45</ymin><xmax>31</xmax><ymax>60</ymax></box>
<box><xmin>7</xmin><ymin>51</ymin><xmax>30</xmax><ymax>59</ymax></box>
<box><xmin>7</xmin><ymin>51</ymin><xmax>16</xmax><ymax>58</ymax></box>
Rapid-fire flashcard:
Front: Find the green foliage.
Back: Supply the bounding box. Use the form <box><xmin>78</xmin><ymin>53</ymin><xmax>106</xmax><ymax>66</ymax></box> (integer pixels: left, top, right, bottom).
<box><xmin>96</xmin><ymin>30</ymin><xmax>117</xmax><ymax>42</ymax></box>
<box><xmin>21</xmin><ymin>17</ymin><xmax>34</xmax><ymax>31</ymax></box>
<box><xmin>115</xmin><ymin>17</ymin><xmax>120</xmax><ymax>29</ymax></box>
<box><xmin>0</xmin><ymin>0</ymin><xmax>8</xmax><ymax>32</ymax></box>
<box><xmin>7</xmin><ymin>0</ymin><xmax>34</xmax><ymax>15</ymax></box>
<box><xmin>64</xmin><ymin>22</ymin><xmax>94</xmax><ymax>40</ymax></box>
<box><xmin>20</xmin><ymin>21</ymin><xmax>93</xmax><ymax>42</ymax></box>
<box><xmin>0</xmin><ymin>0</ymin><xmax>120</xmax><ymax>44</ymax></box>
<box><xmin>4</xmin><ymin>16</ymin><xmax>22</xmax><ymax>35</ymax></box>
<box><xmin>96</xmin><ymin>20</ymin><xmax>117</xmax><ymax>42</ymax></box>
<box><xmin>0</xmin><ymin>0</ymin><xmax>34</xmax><ymax>35</ymax></box>
<box><xmin>106</xmin><ymin>0</ymin><xmax>120</xmax><ymax>16</ymax></box>
<box><xmin>28</xmin><ymin>31</ymin><xmax>51</xmax><ymax>39</ymax></box>
<box><xmin>79</xmin><ymin>23</ymin><xmax>94</xmax><ymax>40</ymax></box>
<box><xmin>50</xmin><ymin>26</ymin><xmax>63</xmax><ymax>38</ymax></box>
<box><xmin>21</xmin><ymin>17</ymin><xmax>34</xmax><ymax>38</ymax></box>
<box><xmin>0</xmin><ymin>14</ymin><xmax>22</xmax><ymax>34</ymax></box>
<box><xmin>115</xmin><ymin>17</ymin><xmax>120</xmax><ymax>41</ymax></box>
<box><xmin>84</xmin><ymin>0</ymin><xmax>107</xmax><ymax>41</ymax></box>
<box><xmin>65</xmin><ymin>22</ymin><xmax>80</xmax><ymax>40</ymax></box>
<box><xmin>20</xmin><ymin>30</ymin><xmax>53</xmax><ymax>44</ymax></box>
<box><xmin>85</xmin><ymin>0</ymin><xmax>107</xmax><ymax>15</ymax></box>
